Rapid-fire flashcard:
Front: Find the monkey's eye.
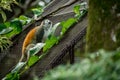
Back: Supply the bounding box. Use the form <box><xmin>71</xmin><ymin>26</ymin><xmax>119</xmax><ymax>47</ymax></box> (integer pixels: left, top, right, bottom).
<box><xmin>48</xmin><ymin>21</ymin><xmax>51</xmax><ymax>24</ymax></box>
<box><xmin>43</xmin><ymin>19</ymin><xmax>52</xmax><ymax>28</ymax></box>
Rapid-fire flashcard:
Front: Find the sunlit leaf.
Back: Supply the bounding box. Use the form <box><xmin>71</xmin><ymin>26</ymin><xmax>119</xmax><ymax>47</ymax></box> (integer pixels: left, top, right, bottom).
<box><xmin>43</xmin><ymin>35</ymin><xmax>58</xmax><ymax>52</ymax></box>
<box><xmin>18</xmin><ymin>15</ymin><xmax>32</xmax><ymax>25</ymax></box>
<box><xmin>73</xmin><ymin>5</ymin><xmax>81</xmax><ymax>19</ymax></box>
<box><xmin>4</xmin><ymin>20</ymin><xmax>22</xmax><ymax>38</ymax></box>
<box><xmin>32</xmin><ymin>7</ymin><xmax>43</xmax><ymax>19</ymax></box>
<box><xmin>61</xmin><ymin>18</ymin><xmax>77</xmax><ymax>35</ymax></box>
<box><xmin>3</xmin><ymin>72</ymin><xmax>19</xmax><ymax>80</ymax></box>
<box><xmin>74</xmin><ymin>5</ymin><xmax>80</xmax><ymax>15</ymax></box>
<box><xmin>28</xmin><ymin>55</ymin><xmax>39</xmax><ymax>67</ymax></box>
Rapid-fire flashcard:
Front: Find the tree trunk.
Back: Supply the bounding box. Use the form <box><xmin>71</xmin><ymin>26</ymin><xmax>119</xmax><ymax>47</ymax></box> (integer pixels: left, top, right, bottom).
<box><xmin>86</xmin><ymin>0</ymin><xmax>120</xmax><ymax>52</ymax></box>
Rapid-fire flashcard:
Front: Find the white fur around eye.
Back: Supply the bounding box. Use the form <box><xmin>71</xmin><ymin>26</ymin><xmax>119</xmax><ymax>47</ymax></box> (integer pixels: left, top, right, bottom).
<box><xmin>45</xmin><ymin>19</ymin><xmax>50</xmax><ymax>24</ymax></box>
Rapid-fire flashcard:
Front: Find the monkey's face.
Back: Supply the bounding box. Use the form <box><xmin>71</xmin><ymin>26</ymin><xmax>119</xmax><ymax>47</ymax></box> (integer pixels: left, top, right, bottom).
<box><xmin>43</xmin><ymin>19</ymin><xmax>52</xmax><ymax>31</ymax></box>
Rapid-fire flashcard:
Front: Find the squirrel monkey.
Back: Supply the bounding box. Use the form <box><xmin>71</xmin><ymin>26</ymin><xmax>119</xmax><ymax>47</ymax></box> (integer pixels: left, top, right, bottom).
<box><xmin>19</xmin><ymin>19</ymin><xmax>52</xmax><ymax>62</ymax></box>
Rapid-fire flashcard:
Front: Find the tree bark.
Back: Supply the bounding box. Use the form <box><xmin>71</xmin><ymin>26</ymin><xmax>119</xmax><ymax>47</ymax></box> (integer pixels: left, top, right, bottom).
<box><xmin>86</xmin><ymin>0</ymin><xmax>120</xmax><ymax>52</ymax></box>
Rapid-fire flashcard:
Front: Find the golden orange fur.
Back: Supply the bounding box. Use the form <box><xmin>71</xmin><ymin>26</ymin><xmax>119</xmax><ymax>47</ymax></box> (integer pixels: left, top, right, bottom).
<box><xmin>19</xmin><ymin>22</ymin><xmax>43</xmax><ymax>62</ymax></box>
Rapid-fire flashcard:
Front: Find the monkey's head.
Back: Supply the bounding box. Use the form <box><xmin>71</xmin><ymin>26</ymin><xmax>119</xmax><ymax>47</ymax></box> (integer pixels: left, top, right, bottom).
<box><xmin>36</xmin><ymin>19</ymin><xmax>53</xmax><ymax>42</ymax></box>
<box><xmin>42</xmin><ymin>19</ymin><xmax>53</xmax><ymax>31</ymax></box>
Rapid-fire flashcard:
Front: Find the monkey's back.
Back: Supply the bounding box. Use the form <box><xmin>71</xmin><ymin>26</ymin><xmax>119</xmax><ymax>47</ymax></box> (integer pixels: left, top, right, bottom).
<box><xmin>22</xmin><ymin>27</ymin><xmax>39</xmax><ymax>54</ymax></box>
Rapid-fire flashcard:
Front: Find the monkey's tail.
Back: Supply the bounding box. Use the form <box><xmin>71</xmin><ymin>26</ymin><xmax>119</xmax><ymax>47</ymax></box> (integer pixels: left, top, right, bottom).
<box><xmin>19</xmin><ymin>47</ymin><xmax>25</xmax><ymax>62</ymax></box>
<box><xmin>19</xmin><ymin>54</ymin><xmax>24</xmax><ymax>62</ymax></box>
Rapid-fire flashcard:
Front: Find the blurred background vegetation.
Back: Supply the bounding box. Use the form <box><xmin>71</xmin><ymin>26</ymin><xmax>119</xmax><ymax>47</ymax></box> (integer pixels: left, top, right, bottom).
<box><xmin>42</xmin><ymin>50</ymin><xmax>120</xmax><ymax>80</ymax></box>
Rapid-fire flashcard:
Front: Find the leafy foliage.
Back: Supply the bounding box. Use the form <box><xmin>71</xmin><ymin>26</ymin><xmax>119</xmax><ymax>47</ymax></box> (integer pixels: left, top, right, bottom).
<box><xmin>0</xmin><ymin>0</ymin><xmax>18</xmax><ymax>21</ymax></box>
<box><xmin>0</xmin><ymin>36</ymin><xmax>12</xmax><ymax>52</ymax></box>
<box><xmin>32</xmin><ymin>7</ymin><xmax>44</xmax><ymax>19</ymax></box>
<box><xmin>14</xmin><ymin>15</ymin><xmax>32</xmax><ymax>25</ymax></box>
<box><xmin>2</xmin><ymin>72</ymin><xmax>19</xmax><ymax>80</ymax></box>
<box><xmin>0</xmin><ymin>0</ymin><xmax>18</xmax><ymax>11</ymax></box>
<box><xmin>0</xmin><ymin>23</ymin><xmax>13</xmax><ymax>34</ymax></box>
<box><xmin>73</xmin><ymin>2</ymin><xmax>87</xmax><ymax>20</ymax></box>
<box><xmin>0</xmin><ymin>20</ymin><xmax>22</xmax><ymax>37</ymax></box>
<box><xmin>60</xmin><ymin>18</ymin><xmax>77</xmax><ymax>36</ymax></box>
<box><xmin>74</xmin><ymin>5</ymin><xmax>81</xmax><ymax>18</ymax></box>
<box><xmin>0</xmin><ymin>20</ymin><xmax>22</xmax><ymax>51</ymax></box>
<box><xmin>2</xmin><ymin>2</ymin><xmax>87</xmax><ymax>80</ymax></box>
<box><xmin>43</xmin><ymin>35</ymin><xmax>58</xmax><ymax>52</ymax></box>
<box><xmin>3</xmin><ymin>20</ymin><xmax>22</xmax><ymax>38</ymax></box>
<box><xmin>28</xmin><ymin>55</ymin><xmax>39</xmax><ymax>67</ymax></box>
<box><xmin>42</xmin><ymin>50</ymin><xmax>120</xmax><ymax>80</ymax></box>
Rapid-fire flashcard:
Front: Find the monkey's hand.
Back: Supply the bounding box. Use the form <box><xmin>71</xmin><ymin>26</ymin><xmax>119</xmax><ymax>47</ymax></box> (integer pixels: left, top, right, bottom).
<box><xmin>27</xmin><ymin>43</ymin><xmax>45</xmax><ymax>57</ymax></box>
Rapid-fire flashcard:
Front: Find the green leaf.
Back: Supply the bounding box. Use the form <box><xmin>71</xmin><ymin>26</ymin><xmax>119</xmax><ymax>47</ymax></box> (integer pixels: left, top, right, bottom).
<box><xmin>28</xmin><ymin>55</ymin><xmax>39</xmax><ymax>66</ymax></box>
<box><xmin>0</xmin><ymin>22</ymin><xmax>13</xmax><ymax>35</ymax></box>
<box><xmin>0</xmin><ymin>27</ymin><xmax>13</xmax><ymax>35</ymax></box>
<box><xmin>32</xmin><ymin>7</ymin><xmax>43</xmax><ymax>17</ymax></box>
<box><xmin>4</xmin><ymin>22</ymin><xmax>11</xmax><ymax>27</ymax></box>
<box><xmin>73</xmin><ymin>5</ymin><xmax>81</xmax><ymax>19</ymax></box>
<box><xmin>0</xmin><ymin>23</ymin><xmax>6</xmax><ymax>31</ymax></box>
<box><xmin>18</xmin><ymin>15</ymin><xmax>32</xmax><ymax>25</ymax></box>
<box><xmin>4</xmin><ymin>20</ymin><xmax>22</xmax><ymax>38</ymax></box>
<box><xmin>74</xmin><ymin>5</ymin><xmax>80</xmax><ymax>15</ymax></box>
<box><xmin>43</xmin><ymin>36</ymin><xmax>58</xmax><ymax>52</ymax></box>
<box><xmin>0</xmin><ymin>9</ymin><xmax>7</xmax><ymax>22</ymax></box>
<box><xmin>3</xmin><ymin>72</ymin><xmax>19</xmax><ymax>80</ymax></box>
<box><xmin>61</xmin><ymin>18</ymin><xmax>77</xmax><ymax>35</ymax></box>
